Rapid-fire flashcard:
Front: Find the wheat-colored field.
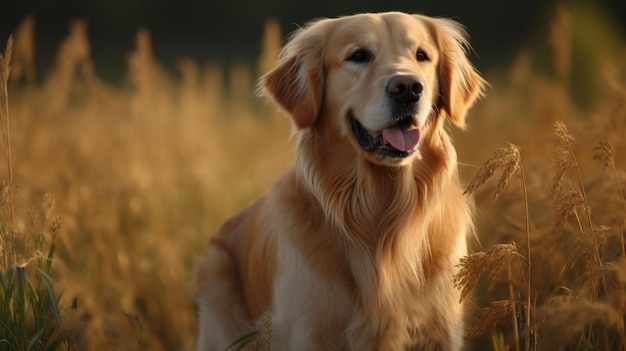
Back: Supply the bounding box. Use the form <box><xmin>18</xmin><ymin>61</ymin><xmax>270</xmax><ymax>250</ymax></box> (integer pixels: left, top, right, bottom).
<box><xmin>0</xmin><ymin>5</ymin><xmax>625</xmax><ymax>350</ymax></box>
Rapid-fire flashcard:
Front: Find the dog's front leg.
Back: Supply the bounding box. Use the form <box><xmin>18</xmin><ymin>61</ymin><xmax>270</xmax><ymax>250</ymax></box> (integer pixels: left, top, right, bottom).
<box><xmin>269</xmin><ymin>241</ymin><xmax>351</xmax><ymax>350</ymax></box>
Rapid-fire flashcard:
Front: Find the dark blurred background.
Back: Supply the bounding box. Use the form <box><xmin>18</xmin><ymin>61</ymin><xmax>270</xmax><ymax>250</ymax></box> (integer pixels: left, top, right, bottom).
<box><xmin>1</xmin><ymin>0</ymin><xmax>625</xmax><ymax>84</ymax></box>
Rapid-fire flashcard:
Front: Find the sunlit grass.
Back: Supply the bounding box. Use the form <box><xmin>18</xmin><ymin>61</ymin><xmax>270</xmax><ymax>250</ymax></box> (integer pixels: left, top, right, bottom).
<box><xmin>1</xmin><ymin>36</ymin><xmax>70</xmax><ymax>351</ymax></box>
<box><xmin>0</xmin><ymin>3</ymin><xmax>625</xmax><ymax>350</ymax></box>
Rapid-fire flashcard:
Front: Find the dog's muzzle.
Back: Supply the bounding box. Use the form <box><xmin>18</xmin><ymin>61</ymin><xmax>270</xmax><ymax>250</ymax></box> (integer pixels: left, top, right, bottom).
<box><xmin>350</xmin><ymin>75</ymin><xmax>423</xmax><ymax>159</ymax></box>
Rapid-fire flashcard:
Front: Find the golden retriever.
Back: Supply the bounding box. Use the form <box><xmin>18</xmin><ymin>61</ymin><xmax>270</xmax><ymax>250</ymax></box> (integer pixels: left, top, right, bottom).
<box><xmin>195</xmin><ymin>11</ymin><xmax>486</xmax><ymax>350</ymax></box>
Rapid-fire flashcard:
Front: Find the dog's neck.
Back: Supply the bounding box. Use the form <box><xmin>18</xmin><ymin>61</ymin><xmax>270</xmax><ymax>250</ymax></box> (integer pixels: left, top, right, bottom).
<box><xmin>294</xmin><ymin>124</ymin><xmax>458</xmax><ymax>246</ymax></box>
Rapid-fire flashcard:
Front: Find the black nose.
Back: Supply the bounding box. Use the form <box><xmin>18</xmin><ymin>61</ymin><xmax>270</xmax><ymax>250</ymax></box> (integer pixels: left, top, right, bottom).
<box><xmin>386</xmin><ymin>75</ymin><xmax>423</xmax><ymax>103</ymax></box>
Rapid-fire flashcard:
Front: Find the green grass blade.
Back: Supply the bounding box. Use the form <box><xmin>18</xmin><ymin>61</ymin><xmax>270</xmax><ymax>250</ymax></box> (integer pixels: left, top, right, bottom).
<box><xmin>223</xmin><ymin>330</ymin><xmax>260</xmax><ymax>351</ymax></box>
<box><xmin>44</xmin><ymin>239</ymin><xmax>56</xmax><ymax>274</ymax></box>
<box><xmin>0</xmin><ymin>320</ymin><xmax>19</xmax><ymax>351</ymax></box>
<box><xmin>0</xmin><ymin>269</ymin><xmax>12</xmax><ymax>312</ymax></box>
<box><xmin>26</xmin><ymin>327</ymin><xmax>44</xmax><ymax>351</ymax></box>
<box><xmin>0</xmin><ymin>269</ymin><xmax>7</xmax><ymax>290</ymax></box>
<box><xmin>15</xmin><ymin>266</ymin><xmax>27</xmax><ymax>343</ymax></box>
<box><xmin>35</xmin><ymin>268</ymin><xmax>62</xmax><ymax>322</ymax></box>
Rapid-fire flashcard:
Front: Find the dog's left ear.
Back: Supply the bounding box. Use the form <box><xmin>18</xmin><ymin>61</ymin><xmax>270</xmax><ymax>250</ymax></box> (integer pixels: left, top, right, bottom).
<box><xmin>430</xmin><ymin>17</ymin><xmax>487</xmax><ymax>128</ymax></box>
<box><xmin>259</xmin><ymin>21</ymin><xmax>326</xmax><ymax>129</ymax></box>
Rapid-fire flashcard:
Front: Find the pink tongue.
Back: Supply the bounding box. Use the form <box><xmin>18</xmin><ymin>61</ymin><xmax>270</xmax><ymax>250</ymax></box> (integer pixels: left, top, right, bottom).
<box><xmin>382</xmin><ymin>128</ymin><xmax>420</xmax><ymax>152</ymax></box>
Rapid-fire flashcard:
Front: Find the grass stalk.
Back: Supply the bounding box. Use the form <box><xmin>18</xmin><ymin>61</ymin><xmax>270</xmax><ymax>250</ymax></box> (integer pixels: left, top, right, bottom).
<box><xmin>0</xmin><ymin>36</ymin><xmax>14</xmax><ymax>226</ymax></box>
<box><xmin>594</xmin><ymin>139</ymin><xmax>626</xmax><ymax>258</ymax></box>
<box><xmin>555</xmin><ymin>121</ymin><xmax>608</xmax><ymax>297</ymax></box>
<box><xmin>507</xmin><ymin>263</ymin><xmax>521</xmax><ymax>351</ymax></box>
<box><xmin>575</xmin><ymin>167</ymin><xmax>608</xmax><ymax>296</ymax></box>
<box><xmin>608</xmin><ymin>153</ymin><xmax>626</xmax><ymax>259</ymax></box>
<box><xmin>519</xmin><ymin>162</ymin><xmax>533</xmax><ymax>351</ymax></box>
<box><xmin>0</xmin><ymin>34</ymin><xmax>67</xmax><ymax>351</ymax></box>
<box><xmin>570</xmin><ymin>139</ymin><xmax>608</xmax><ymax>295</ymax></box>
<box><xmin>574</xmin><ymin>164</ymin><xmax>593</xmax><ymax>232</ymax></box>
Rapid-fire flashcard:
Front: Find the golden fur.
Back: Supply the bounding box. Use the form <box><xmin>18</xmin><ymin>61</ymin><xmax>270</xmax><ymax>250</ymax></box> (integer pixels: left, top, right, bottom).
<box><xmin>195</xmin><ymin>12</ymin><xmax>486</xmax><ymax>350</ymax></box>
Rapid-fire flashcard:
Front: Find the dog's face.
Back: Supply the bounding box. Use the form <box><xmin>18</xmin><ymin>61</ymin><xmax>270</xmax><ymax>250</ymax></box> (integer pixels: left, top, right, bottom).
<box><xmin>262</xmin><ymin>12</ymin><xmax>485</xmax><ymax>167</ymax></box>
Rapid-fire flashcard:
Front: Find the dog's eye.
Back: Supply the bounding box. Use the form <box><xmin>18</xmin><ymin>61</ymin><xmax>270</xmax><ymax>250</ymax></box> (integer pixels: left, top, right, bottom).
<box><xmin>347</xmin><ymin>49</ymin><xmax>373</xmax><ymax>63</ymax></box>
<box><xmin>416</xmin><ymin>50</ymin><xmax>429</xmax><ymax>62</ymax></box>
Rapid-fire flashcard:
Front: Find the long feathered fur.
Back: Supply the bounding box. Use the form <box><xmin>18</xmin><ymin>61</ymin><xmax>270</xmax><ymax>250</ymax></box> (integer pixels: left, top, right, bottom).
<box><xmin>196</xmin><ymin>11</ymin><xmax>486</xmax><ymax>350</ymax></box>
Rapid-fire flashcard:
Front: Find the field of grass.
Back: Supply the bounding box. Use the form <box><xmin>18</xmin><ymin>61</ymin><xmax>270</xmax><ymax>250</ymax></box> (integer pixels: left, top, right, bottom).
<box><xmin>1</xmin><ymin>4</ymin><xmax>625</xmax><ymax>350</ymax></box>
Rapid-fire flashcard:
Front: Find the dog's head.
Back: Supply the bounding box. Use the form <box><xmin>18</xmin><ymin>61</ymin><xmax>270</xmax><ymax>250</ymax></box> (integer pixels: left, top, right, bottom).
<box><xmin>261</xmin><ymin>12</ymin><xmax>486</xmax><ymax>167</ymax></box>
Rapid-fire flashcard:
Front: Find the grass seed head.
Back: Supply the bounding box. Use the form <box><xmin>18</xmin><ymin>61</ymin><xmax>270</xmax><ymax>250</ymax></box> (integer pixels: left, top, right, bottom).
<box><xmin>454</xmin><ymin>243</ymin><xmax>521</xmax><ymax>302</ymax></box>
<box><xmin>551</xmin><ymin>121</ymin><xmax>577</xmax><ymax>196</ymax></box>
<box><xmin>554</xmin><ymin>190</ymin><xmax>587</xmax><ymax>232</ymax></box>
<box><xmin>592</xmin><ymin>139</ymin><xmax>613</xmax><ymax>168</ymax></box>
<box><xmin>464</xmin><ymin>142</ymin><xmax>521</xmax><ymax>199</ymax></box>
<box><xmin>1</xmin><ymin>35</ymin><xmax>13</xmax><ymax>84</ymax></box>
<box><xmin>253</xmin><ymin>313</ymin><xmax>273</xmax><ymax>351</ymax></box>
<box><xmin>454</xmin><ymin>251</ymin><xmax>487</xmax><ymax>302</ymax></box>
<box><xmin>570</xmin><ymin>226</ymin><xmax>610</xmax><ymax>270</ymax></box>
<box><xmin>468</xmin><ymin>300</ymin><xmax>514</xmax><ymax>337</ymax></box>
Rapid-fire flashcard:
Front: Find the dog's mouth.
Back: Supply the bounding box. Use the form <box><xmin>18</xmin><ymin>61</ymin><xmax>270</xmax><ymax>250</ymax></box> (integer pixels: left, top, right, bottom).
<box><xmin>350</xmin><ymin>114</ymin><xmax>420</xmax><ymax>159</ymax></box>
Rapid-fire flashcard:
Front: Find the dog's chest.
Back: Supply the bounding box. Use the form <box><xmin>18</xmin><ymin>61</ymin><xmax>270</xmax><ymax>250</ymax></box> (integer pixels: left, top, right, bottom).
<box><xmin>277</xmin><ymin>220</ymin><xmax>440</xmax><ymax>331</ymax></box>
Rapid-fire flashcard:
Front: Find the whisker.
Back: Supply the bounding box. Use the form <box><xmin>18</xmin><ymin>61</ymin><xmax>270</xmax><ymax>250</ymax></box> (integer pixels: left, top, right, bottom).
<box><xmin>458</xmin><ymin>162</ymin><xmax>479</xmax><ymax>169</ymax></box>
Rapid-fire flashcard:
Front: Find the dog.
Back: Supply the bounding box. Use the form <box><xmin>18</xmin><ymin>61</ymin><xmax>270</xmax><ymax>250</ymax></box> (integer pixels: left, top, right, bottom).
<box><xmin>195</xmin><ymin>11</ymin><xmax>486</xmax><ymax>350</ymax></box>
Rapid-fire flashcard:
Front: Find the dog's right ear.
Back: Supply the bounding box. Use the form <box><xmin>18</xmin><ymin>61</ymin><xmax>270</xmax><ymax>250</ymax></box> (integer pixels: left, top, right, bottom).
<box><xmin>259</xmin><ymin>22</ymin><xmax>325</xmax><ymax>129</ymax></box>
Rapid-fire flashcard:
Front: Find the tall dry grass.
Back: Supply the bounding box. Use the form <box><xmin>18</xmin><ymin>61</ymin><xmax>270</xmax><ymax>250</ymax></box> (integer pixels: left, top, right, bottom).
<box><xmin>3</xmin><ymin>16</ymin><xmax>289</xmax><ymax>350</ymax></box>
<box><xmin>453</xmin><ymin>5</ymin><xmax>626</xmax><ymax>350</ymax></box>
<box><xmin>0</xmin><ymin>3</ymin><xmax>624</xmax><ymax>350</ymax></box>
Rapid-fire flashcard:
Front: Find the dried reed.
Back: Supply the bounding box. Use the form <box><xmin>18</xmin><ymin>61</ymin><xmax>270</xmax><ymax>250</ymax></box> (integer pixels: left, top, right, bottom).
<box><xmin>462</xmin><ymin>141</ymin><xmax>534</xmax><ymax>350</ymax></box>
<box><xmin>0</xmin><ymin>35</ymin><xmax>14</xmax><ymax>225</ymax></box>
<box><xmin>454</xmin><ymin>242</ymin><xmax>522</xmax><ymax>302</ymax></box>
<box><xmin>469</xmin><ymin>300</ymin><xmax>514</xmax><ymax>337</ymax></box>
<box><xmin>552</xmin><ymin>122</ymin><xmax>608</xmax><ymax>298</ymax></box>
<box><xmin>464</xmin><ymin>142</ymin><xmax>521</xmax><ymax>199</ymax></box>
<box><xmin>554</xmin><ymin>189</ymin><xmax>588</xmax><ymax>233</ymax></box>
<box><xmin>535</xmin><ymin>298</ymin><xmax>624</xmax><ymax>349</ymax></box>
<box><xmin>594</xmin><ymin>139</ymin><xmax>626</xmax><ymax>258</ymax></box>
<box><xmin>464</xmin><ymin>109</ymin><xmax>626</xmax><ymax>350</ymax></box>
<box><xmin>551</xmin><ymin>121</ymin><xmax>594</xmax><ymax>231</ymax></box>
<box><xmin>551</xmin><ymin>121</ymin><xmax>577</xmax><ymax>196</ymax></box>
